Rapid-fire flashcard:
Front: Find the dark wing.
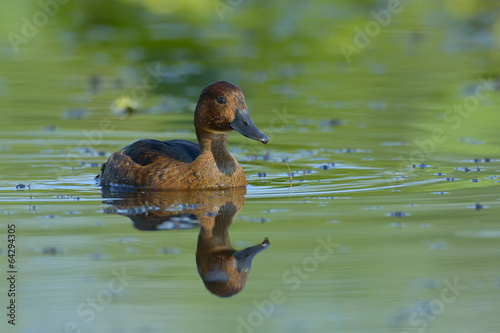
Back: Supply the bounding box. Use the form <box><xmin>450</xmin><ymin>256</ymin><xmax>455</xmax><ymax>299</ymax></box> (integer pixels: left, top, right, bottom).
<box><xmin>123</xmin><ymin>139</ymin><xmax>200</xmax><ymax>166</ymax></box>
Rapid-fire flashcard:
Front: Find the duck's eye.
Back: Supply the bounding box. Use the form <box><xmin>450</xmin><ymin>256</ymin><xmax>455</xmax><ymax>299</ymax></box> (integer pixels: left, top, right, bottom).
<box><xmin>217</xmin><ymin>97</ymin><xmax>226</xmax><ymax>104</ymax></box>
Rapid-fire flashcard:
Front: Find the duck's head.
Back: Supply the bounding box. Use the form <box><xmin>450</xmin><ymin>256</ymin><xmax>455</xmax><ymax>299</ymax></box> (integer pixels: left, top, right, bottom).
<box><xmin>196</xmin><ymin>202</ymin><xmax>270</xmax><ymax>297</ymax></box>
<box><xmin>197</xmin><ymin>238</ymin><xmax>271</xmax><ymax>298</ymax></box>
<box><xmin>194</xmin><ymin>81</ymin><xmax>269</xmax><ymax>144</ymax></box>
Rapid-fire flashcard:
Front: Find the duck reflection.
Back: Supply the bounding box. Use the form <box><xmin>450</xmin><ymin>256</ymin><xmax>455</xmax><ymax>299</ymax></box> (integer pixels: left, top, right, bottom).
<box><xmin>101</xmin><ymin>186</ymin><xmax>270</xmax><ymax>297</ymax></box>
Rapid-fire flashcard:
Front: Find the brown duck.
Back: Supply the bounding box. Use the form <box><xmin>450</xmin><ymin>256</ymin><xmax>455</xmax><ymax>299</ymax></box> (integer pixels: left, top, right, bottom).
<box><xmin>97</xmin><ymin>81</ymin><xmax>269</xmax><ymax>189</ymax></box>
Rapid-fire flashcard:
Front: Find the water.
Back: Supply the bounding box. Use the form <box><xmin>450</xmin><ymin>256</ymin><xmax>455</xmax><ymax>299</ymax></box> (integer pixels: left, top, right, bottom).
<box><xmin>1</xmin><ymin>1</ymin><xmax>500</xmax><ymax>332</ymax></box>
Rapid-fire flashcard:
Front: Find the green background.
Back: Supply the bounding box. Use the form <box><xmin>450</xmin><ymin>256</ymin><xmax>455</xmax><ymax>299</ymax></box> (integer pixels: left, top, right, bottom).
<box><xmin>0</xmin><ymin>0</ymin><xmax>499</xmax><ymax>332</ymax></box>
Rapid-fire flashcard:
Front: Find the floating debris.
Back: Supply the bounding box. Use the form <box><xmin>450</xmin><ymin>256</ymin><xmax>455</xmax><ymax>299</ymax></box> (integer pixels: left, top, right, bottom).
<box><xmin>118</xmin><ymin>237</ymin><xmax>137</xmax><ymax>244</ymax></box>
<box><xmin>247</xmin><ymin>150</ymin><xmax>274</xmax><ymax>161</ymax></box>
<box><xmin>55</xmin><ymin>194</ymin><xmax>75</xmax><ymax>199</ymax></box>
<box><xmin>319</xmin><ymin>118</ymin><xmax>345</xmax><ymax>127</ymax></box>
<box><xmin>469</xmin><ymin>158</ymin><xmax>495</xmax><ymax>163</ymax></box>
<box><xmin>262</xmin><ymin>151</ymin><xmax>272</xmax><ymax>161</ymax></box>
<box><xmin>429</xmin><ymin>241</ymin><xmax>447</xmax><ymax>250</ymax></box>
<box><xmin>412</xmin><ymin>163</ymin><xmax>429</xmax><ymax>169</ymax></box>
<box><xmin>381</xmin><ymin>142</ymin><xmax>408</xmax><ymax>146</ymax></box>
<box><xmin>64</xmin><ymin>108</ymin><xmax>90</xmax><ymax>119</ymax></box>
<box><xmin>43</xmin><ymin>125</ymin><xmax>58</xmax><ymax>132</ymax></box>
<box><xmin>42</xmin><ymin>247</ymin><xmax>63</xmax><ymax>255</ymax></box>
<box><xmin>391</xmin><ymin>301</ymin><xmax>437</xmax><ymax>327</ymax></box>
<box><xmin>89</xmin><ymin>75</ymin><xmax>102</xmax><ymax>93</ymax></box>
<box><xmin>257</xmin><ymin>172</ymin><xmax>267</xmax><ymax>177</ymax></box>
<box><xmin>265</xmin><ymin>209</ymin><xmax>290</xmax><ymax>213</ymax></box>
<box><xmin>249</xmin><ymin>217</ymin><xmax>270</xmax><ymax>223</ymax></box>
<box><xmin>319</xmin><ymin>162</ymin><xmax>335</xmax><ymax>170</ymax></box>
<box><xmin>111</xmin><ymin>95</ymin><xmax>140</xmax><ymax>117</ymax></box>
<box><xmin>388</xmin><ymin>211</ymin><xmax>408</xmax><ymax>217</ymax></box>
<box><xmin>80</xmin><ymin>162</ymin><xmax>101</xmax><ymax>168</ymax></box>
<box><xmin>369</xmin><ymin>100</ymin><xmax>387</xmax><ymax>111</ymax></box>
<box><xmin>159</xmin><ymin>247</ymin><xmax>181</xmax><ymax>255</ymax></box>
<box><xmin>39</xmin><ymin>215</ymin><xmax>57</xmax><ymax>219</ymax></box>
<box><xmin>321</xmin><ymin>148</ymin><xmax>371</xmax><ymax>154</ymax></box>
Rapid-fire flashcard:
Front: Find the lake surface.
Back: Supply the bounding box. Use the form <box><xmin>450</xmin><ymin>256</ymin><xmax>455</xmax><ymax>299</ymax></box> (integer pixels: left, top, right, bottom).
<box><xmin>1</xmin><ymin>1</ymin><xmax>499</xmax><ymax>332</ymax></box>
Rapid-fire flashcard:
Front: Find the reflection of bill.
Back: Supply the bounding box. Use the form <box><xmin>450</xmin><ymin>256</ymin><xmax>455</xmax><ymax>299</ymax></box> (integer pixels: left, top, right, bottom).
<box><xmin>102</xmin><ymin>186</ymin><xmax>270</xmax><ymax>297</ymax></box>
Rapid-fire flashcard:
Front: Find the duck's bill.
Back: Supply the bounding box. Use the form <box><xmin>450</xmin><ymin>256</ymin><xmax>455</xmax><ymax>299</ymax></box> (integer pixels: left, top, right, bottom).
<box><xmin>234</xmin><ymin>238</ymin><xmax>271</xmax><ymax>272</ymax></box>
<box><xmin>230</xmin><ymin>108</ymin><xmax>269</xmax><ymax>144</ymax></box>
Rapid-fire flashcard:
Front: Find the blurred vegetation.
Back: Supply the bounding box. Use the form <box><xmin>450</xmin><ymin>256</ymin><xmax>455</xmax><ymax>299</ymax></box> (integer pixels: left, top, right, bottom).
<box><xmin>1</xmin><ymin>0</ymin><xmax>500</xmax><ymax>168</ymax></box>
<box><xmin>1</xmin><ymin>2</ymin><xmax>500</xmax><ymax>333</ymax></box>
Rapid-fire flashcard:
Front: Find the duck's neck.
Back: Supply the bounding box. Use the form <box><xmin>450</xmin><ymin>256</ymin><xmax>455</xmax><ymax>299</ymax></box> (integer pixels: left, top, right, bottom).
<box><xmin>196</xmin><ymin>128</ymin><xmax>237</xmax><ymax>176</ymax></box>
<box><xmin>196</xmin><ymin>128</ymin><xmax>228</xmax><ymax>153</ymax></box>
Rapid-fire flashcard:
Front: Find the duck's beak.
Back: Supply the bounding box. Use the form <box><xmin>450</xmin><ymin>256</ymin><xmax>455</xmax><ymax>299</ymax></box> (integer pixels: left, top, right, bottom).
<box><xmin>234</xmin><ymin>238</ymin><xmax>270</xmax><ymax>272</ymax></box>
<box><xmin>230</xmin><ymin>108</ymin><xmax>269</xmax><ymax>144</ymax></box>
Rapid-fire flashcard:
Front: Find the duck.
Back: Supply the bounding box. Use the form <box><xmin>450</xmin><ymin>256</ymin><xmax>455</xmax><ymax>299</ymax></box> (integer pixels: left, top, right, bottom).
<box><xmin>97</xmin><ymin>81</ymin><xmax>269</xmax><ymax>189</ymax></box>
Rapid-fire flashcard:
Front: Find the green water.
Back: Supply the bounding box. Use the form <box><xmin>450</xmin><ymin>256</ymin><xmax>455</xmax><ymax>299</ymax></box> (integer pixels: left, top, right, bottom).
<box><xmin>1</xmin><ymin>1</ymin><xmax>500</xmax><ymax>332</ymax></box>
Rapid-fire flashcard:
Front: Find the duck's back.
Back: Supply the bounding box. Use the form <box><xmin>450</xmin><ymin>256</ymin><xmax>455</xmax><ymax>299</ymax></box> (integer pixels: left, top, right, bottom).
<box><xmin>98</xmin><ymin>139</ymin><xmax>200</xmax><ymax>187</ymax></box>
<box><xmin>124</xmin><ymin>139</ymin><xmax>200</xmax><ymax>165</ymax></box>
